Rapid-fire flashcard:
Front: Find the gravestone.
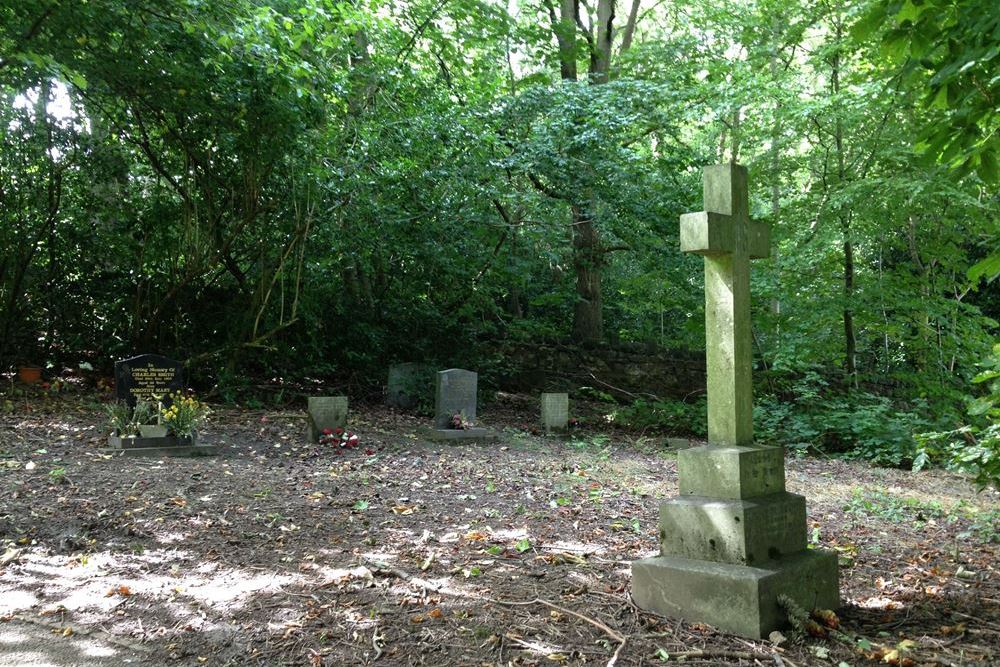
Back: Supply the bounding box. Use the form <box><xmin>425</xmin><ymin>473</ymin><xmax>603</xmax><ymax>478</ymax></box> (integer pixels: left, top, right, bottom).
<box><xmin>108</xmin><ymin>353</ymin><xmax>215</xmax><ymax>456</ymax></box>
<box><xmin>386</xmin><ymin>363</ymin><xmax>433</xmax><ymax>410</ymax></box>
<box><xmin>427</xmin><ymin>369</ymin><xmax>497</xmax><ymax>441</ymax></box>
<box><xmin>631</xmin><ymin>164</ymin><xmax>838</xmax><ymax>638</ymax></box>
<box><xmin>540</xmin><ymin>392</ymin><xmax>569</xmax><ymax>433</ymax></box>
<box><xmin>114</xmin><ymin>354</ymin><xmax>184</xmax><ymax>408</ymax></box>
<box><xmin>308</xmin><ymin>396</ymin><xmax>349</xmax><ymax>443</ymax></box>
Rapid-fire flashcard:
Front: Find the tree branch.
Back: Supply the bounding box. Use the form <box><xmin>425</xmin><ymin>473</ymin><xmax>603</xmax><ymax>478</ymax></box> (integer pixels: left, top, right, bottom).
<box><xmin>0</xmin><ymin>4</ymin><xmax>57</xmax><ymax>71</ymax></box>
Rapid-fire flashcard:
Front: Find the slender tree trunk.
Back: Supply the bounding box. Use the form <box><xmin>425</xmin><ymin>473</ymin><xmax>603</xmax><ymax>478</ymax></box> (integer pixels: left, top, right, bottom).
<box><xmin>831</xmin><ymin>27</ymin><xmax>858</xmax><ymax>386</ymax></box>
<box><xmin>571</xmin><ymin>205</ymin><xmax>603</xmax><ymax>343</ymax></box>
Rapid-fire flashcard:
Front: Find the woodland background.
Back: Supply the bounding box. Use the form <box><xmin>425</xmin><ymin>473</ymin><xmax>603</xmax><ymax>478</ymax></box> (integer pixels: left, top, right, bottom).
<box><xmin>0</xmin><ymin>0</ymin><xmax>997</xmax><ymax>481</ymax></box>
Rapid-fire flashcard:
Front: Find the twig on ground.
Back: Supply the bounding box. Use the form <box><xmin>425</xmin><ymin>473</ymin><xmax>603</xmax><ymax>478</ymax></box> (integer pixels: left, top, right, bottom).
<box><xmin>359</xmin><ymin>557</ymin><xmax>441</xmax><ymax>592</ymax></box>
<box><xmin>492</xmin><ymin>597</ymin><xmax>626</xmax><ymax>667</ymax></box>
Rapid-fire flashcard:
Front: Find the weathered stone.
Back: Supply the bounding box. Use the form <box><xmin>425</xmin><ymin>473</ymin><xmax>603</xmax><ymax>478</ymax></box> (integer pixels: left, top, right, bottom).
<box><xmin>631</xmin><ymin>164</ymin><xmax>838</xmax><ymax>638</ymax></box>
<box><xmin>114</xmin><ymin>354</ymin><xmax>184</xmax><ymax>408</ymax></box>
<box><xmin>631</xmin><ymin>550</ymin><xmax>840</xmax><ymax>639</ymax></box>
<box><xmin>106</xmin><ymin>433</ymin><xmax>216</xmax><ymax>457</ymax></box>
<box><xmin>386</xmin><ymin>363</ymin><xmax>433</xmax><ymax>410</ymax></box>
<box><xmin>679</xmin><ymin>165</ymin><xmax>758</xmax><ymax>447</ymax></box>
<box><xmin>434</xmin><ymin>369</ymin><xmax>478</xmax><ymax>430</ymax></box>
<box><xmin>678</xmin><ymin>445</ymin><xmax>785</xmax><ymax>499</ymax></box>
<box><xmin>308</xmin><ymin>396</ymin><xmax>348</xmax><ymax>442</ymax></box>
<box><xmin>658</xmin><ymin>493</ymin><xmax>807</xmax><ymax>565</ymax></box>
<box><xmin>540</xmin><ymin>392</ymin><xmax>569</xmax><ymax>433</ymax></box>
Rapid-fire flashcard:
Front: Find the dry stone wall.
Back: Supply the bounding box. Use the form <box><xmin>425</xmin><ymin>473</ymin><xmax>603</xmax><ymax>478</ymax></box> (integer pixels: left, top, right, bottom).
<box><xmin>499</xmin><ymin>343</ymin><xmax>706</xmax><ymax>400</ymax></box>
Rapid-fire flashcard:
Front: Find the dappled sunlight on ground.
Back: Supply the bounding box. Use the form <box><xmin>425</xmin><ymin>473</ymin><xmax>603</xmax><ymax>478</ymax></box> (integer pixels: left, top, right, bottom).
<box><xmin>1</xmin><ymin>401</ymin><xmax>997</xmax><ymax>665</ymax></box>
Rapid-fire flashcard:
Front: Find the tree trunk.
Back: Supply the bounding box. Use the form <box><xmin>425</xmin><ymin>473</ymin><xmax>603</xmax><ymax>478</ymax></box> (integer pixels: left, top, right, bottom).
<box><xmin>593</xmin><ymin>0</ymin><xmax>615</xmax><ymax>83</ymax></box>
<box><xmin>572</xmin><ymin>205</ymin><xmax>603</xmax><ymax>343</ymax></box>
<box><xmin>555</xmin><ymin>0</ymin><xmax>577</xmax><ymax>81</ymax></box>
<box><xmin>831</xmin><ymin>24</ymin><xmax>858</xmax><ymax>386</ymax></box>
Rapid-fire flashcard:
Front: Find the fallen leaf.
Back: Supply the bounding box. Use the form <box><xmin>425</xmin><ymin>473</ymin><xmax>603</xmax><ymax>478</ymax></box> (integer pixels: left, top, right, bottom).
<box><xmin>0</xmin><ymin>547</ymin><xmax>22</xmax><ymax>566</ymax></box>
<box><xmin>464</xmin><ymin>530</ymin><xmax>490</xmax><ymax>542</ymax></box>
<box><xmin>812</xmin><ymin>608</ymin><xmax>840</xmax><ymax>629</ymax></box>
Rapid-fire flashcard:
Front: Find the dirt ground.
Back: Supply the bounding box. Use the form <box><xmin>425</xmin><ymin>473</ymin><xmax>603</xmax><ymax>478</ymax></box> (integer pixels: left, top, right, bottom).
<box><xmin>1</xmin><ymin>389</ymin><xmax>998</xmax><ymax>667</ymax></box>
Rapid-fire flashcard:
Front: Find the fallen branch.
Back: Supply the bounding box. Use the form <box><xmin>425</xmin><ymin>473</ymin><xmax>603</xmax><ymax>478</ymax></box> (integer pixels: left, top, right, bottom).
<box><xmin>361</xmin><ymin>556</ymin><xmax>628</xmax><ymax>666</ymax></box>
<box><xmin>361</xmin><ymin>557</ymin><xmax>442</xmax><ymax>592</ymax></box>
<box><xmin>492</xmin><ymin>597</ymin><xmax>626</xmax><ymax>666</ymax></box>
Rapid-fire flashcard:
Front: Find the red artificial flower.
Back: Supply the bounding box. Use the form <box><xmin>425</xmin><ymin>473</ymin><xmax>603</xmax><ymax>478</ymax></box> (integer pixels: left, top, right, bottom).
<box><xmin>322</xmin><ymin>428</ymin><xmax>333</xmax><ymax>436</ymax></box>
<box><xmin>365</xmin><ymin>449</ymin><xmax>375</xmax><ymax>456</ymax></box>
<box><xmin>346</xmin><ymin>434</ymin><xmax>359</xmax><ymax>447</ymax></box>
<box><xmin>334</xmin><ymin>427</ymin><xmax>344</xmax><ymax>435</ymax></box>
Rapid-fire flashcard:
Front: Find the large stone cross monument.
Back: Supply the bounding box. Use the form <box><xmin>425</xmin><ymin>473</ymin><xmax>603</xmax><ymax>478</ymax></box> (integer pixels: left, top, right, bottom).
<box><xmin>631</xmin><ymin>164</ymin><xmax>839</xmax><ymax>638</ymax></box>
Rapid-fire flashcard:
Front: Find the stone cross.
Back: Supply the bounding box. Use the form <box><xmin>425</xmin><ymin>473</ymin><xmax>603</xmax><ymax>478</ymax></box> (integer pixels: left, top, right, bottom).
<box><xmin>679</xmin><ymin>164</ymin><xmax>769</xmax><ymax>447</ymax></box>
<box><xmin>631</xmin><ymin>164</ymin><xmax>837</xmax><ymax>639</ymax></box>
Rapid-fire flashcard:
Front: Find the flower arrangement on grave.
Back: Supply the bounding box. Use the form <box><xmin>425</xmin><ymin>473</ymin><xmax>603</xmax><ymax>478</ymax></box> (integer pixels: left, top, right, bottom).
<box><xmin>449</xmin><ymin>412</ymin><xmax>473</xmax><ymax>430</ymax></box>
<box><xmin>319</xmin><ymin>427</ymin><xmax>359</xmax><ymax>448</ymax></box>
<box><xmin>106</xmin><ymin>399</ymin><xmax>157</xmax><ymax>437</ymax></box>
<box><xmin>159</xmin><ymin>391</ymin><xmax>210</xmax><ymax>437</ymax></box>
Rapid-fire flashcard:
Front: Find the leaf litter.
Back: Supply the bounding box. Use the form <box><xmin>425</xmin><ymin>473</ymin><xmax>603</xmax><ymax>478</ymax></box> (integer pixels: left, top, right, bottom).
<box><xmin>0</xmin><ymin>391</ymin><xmax>997</xmax><ymax>666</ymax></box>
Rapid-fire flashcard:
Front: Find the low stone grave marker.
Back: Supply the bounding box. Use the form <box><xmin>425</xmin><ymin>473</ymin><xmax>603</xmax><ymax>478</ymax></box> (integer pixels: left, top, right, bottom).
<box><xmin>386</xmin><ymin>362</ymin><xmax>433</xmax><ymax>410</ymax></box>
<box><xmin>427</xmin><ymin>369</ymin><xmax>497</xmax><ymax>441</ymax></box>
<box><xmin>107</xmin><ymin>354</ymin><xmax>215</xmax><ymax>456</ymax></box>
<box><xmin>308</xmin><ymin>396</ymin><xmax>348</xmax><ymax>442</ymax></box>
<box><xmin>540</xmin><ymin>392</ymin><xmax>569</xmax><ymax>433</ymax></box>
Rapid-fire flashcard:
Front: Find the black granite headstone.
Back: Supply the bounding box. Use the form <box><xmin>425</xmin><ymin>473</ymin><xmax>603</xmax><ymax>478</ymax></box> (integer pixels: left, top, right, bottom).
<box><xmin>114</xmin><ymin>354</ymin><xmax>184</xmax><ymax>407</ymax></box>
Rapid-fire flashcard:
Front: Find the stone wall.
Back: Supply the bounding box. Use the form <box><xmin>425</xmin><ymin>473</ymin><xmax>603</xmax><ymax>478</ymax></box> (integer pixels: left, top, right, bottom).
<box><xmin>499</xmin><ymin>343</ymin><xmax>706</xmax><ymax>401</ymax></box>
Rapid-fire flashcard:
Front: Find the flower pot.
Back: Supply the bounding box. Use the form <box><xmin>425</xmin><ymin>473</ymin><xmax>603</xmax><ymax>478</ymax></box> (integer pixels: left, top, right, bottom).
<box><xmin>18</xmin><ymin>366</ymin><xmax>42</xmax><ymax>384</ymax></box>
<box><xmin>139</xmin><ymin>425</ymin><xmax>168</xmax><ymax>438</ymax></box>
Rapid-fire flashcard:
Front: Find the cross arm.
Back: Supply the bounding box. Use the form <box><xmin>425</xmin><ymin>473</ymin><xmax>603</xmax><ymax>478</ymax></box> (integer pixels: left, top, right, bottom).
<box><xmin>680</xmin><ymin>212</ymin><xmax>770</xmax><ymax>259</ymax></box>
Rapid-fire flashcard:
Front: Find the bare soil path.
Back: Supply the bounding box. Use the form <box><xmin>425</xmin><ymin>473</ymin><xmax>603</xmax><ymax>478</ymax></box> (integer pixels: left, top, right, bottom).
<box><xmin>1</xmin><ymin>390</ymin><xmax>998</xmax><ymax>666</ymax></box>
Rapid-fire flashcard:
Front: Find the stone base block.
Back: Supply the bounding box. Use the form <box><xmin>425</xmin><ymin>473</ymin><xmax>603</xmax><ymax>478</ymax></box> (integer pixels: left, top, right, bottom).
<box><xmin>659</xmin><ymin>492</ymin><xmax>806</xmax><ymax>565</ymax></box>
<box><xmin>424</xmin><ymin>428</ymin><xmax>499</xmax><ymax>443</ymax></box>
<box><xmin>106</xmin><ymin>435</ymin><xmax>217</xmax><ymax>457</ymax></box>
<box><xmin>631</xmin><ymin>549</ymin><xmax>839</xmax><ymax>639</ymax></box>
<box><xmin>679</xmin><ymin>445</ymin><xmax>785</xmax><ymax>499</ymax></box>
<box><xmin>102</xmin><ymin>445</ymin><xmax>218</xmax><ymax>457</ymax></box>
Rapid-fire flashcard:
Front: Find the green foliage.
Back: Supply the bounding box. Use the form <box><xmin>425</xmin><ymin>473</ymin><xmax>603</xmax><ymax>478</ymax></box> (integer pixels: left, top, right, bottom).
<box><xmin>756</xmin><ymin>372</ymin><xmax>936</xmax><ymax>466</ymax></box>
<box><xmin>611</xmin><ymin>398</ymin><xmax>708</xmax><ymax>438</ymax></box>
<box><xmin>0</xmin><ymin>0</ymin><xmax>995</xmax><ymax>480</ymax></box>
<box><xmin>857</xmin><ymin>0</ymin><xmax>1000</xmax><ymax>182</ymax></box>
<box><xmin>916</xmin><ymin>343</ymin><xmax>1000</xmax><ymax>489</ymax></box>
<box><xmin>845</xmin><ymin>488</ymin><xmax>945</xmax><ymax>524</ymax></box>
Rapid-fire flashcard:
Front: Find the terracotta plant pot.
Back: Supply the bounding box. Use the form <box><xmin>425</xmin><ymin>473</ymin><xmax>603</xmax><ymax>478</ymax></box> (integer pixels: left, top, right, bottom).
<box><xmin>17</xmin><ymin>366</ymin><xmax>42</xmax><ymax>384</ymax></box>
